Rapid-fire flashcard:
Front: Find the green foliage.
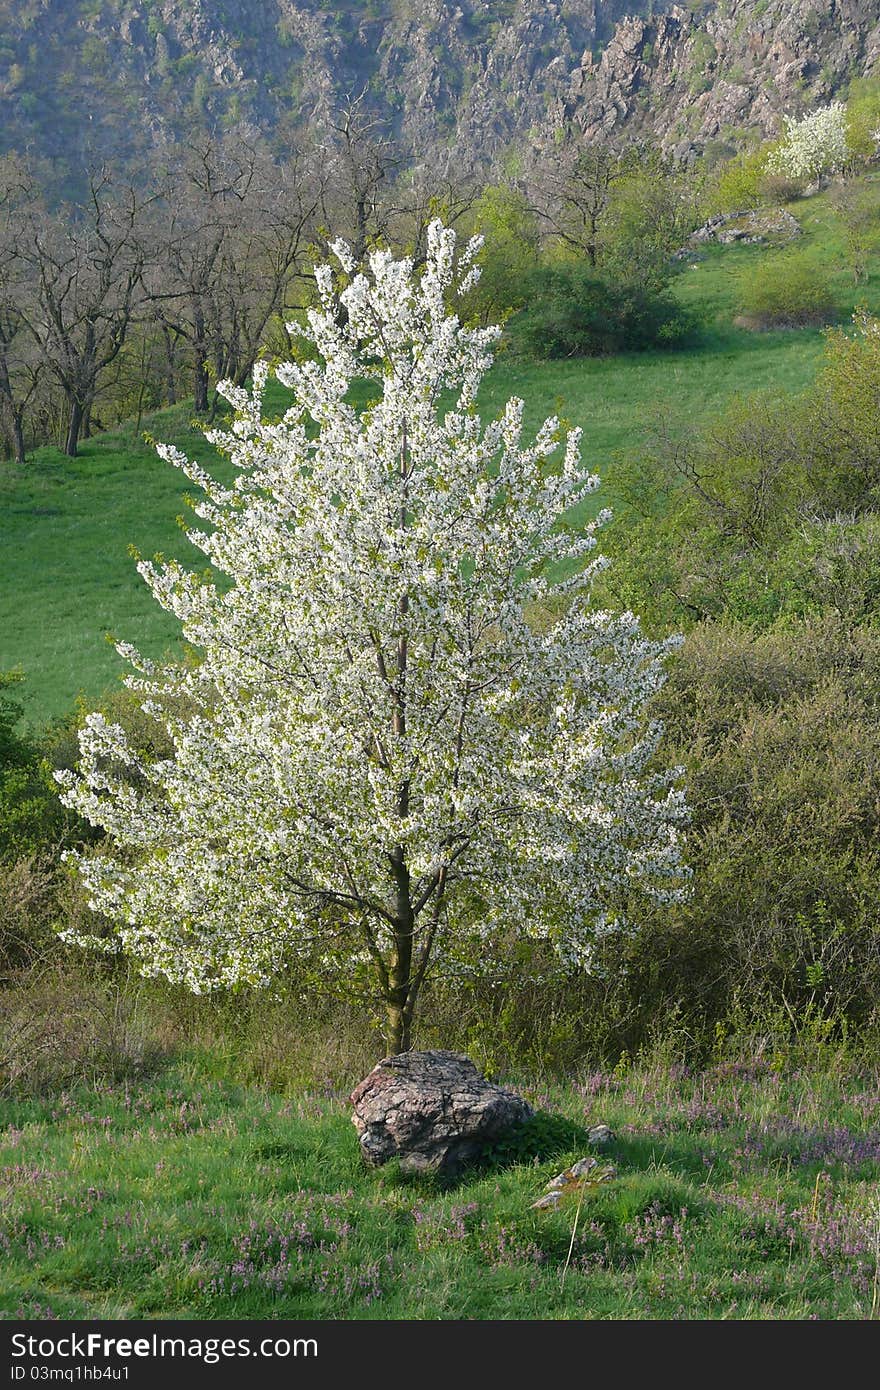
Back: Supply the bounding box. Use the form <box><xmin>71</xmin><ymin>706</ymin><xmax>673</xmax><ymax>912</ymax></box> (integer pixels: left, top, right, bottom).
<box><xmin>687</xmin><ymin>31</ymin><xmax>717</xmax><ymax>95</ymax></box>
<box><xmin>830</xmin><ymin>182</ymin><xmax>880</xmax><ymax>286</ymax></box>
<box><xmin>0</xmin><ymin>672</ymin><xmax>69</xmax><ymax>861</ymax></box>
<box><xmin>510</xmin><ymin>263</ymin><xmax>694</xmax><ymax>358</ymax></box>
<box><xmin>484</xmin><ymin>1111</ymin><xmax>590</xmax><ymax>1166</ymax></box>
<box><xmin>845</xmin><ymin>75</ymin><xmax>880</xmax><ymax>161</ymax></box>
<box><xmin>602</xmin><ymin>162</ymin><xmax>702</xmax><ymax>288</ymax></box>
<box><xmin>598</xmin><ymin>315</ymin><xmax>880</xmax><ymax>629</ymax></box>
<box><xmin>709</xmin><ymin>143</ymin><xmax>772</xmax><ymax>211</ymax></box>
<box><xmin>79</xmin><ymin>35</ymin><xmax>109</xmax><ymax>74</ymax></box>
<box><xmin>465</xmin><ymin>184</ymin><xmax>540</xmax><ymax>323</ymax></box>
<box><xmin>808</xmin><ymin>312</ymin><xmax>880</xmax><ymax>509</ymax></box>
<box><xmin>641</xmin><ymin>616</ymin><xmax>880</xmax><ymax>1030</ymax></box>
<box><xmin>736</xmin><ymin>251</ymin><xmax>836</xmax><ymax>330</ymax></box>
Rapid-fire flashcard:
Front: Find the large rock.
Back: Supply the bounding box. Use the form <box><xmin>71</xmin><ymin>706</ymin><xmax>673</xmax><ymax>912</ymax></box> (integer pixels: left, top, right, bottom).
<box><xmin>350</xmin><ymin>1050</ymin><xmax>533</xmax><ymax>1177</ymax></box>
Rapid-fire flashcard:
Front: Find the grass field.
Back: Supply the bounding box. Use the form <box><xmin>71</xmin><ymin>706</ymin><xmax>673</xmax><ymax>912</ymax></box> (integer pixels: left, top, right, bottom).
<box><xmin>0</xmin><ymin>339</ymin><xmax>825</xmax><ymax>727</ymax></box>
<box><xmin>1</xmin><ymin>1059</ymin><xmax>877</xmax><ymax>1320</ymax></box>
<box><xmin>3</xmin><ymin>181</ymin><xmax>879</xmax><ymax>727</ymax></box>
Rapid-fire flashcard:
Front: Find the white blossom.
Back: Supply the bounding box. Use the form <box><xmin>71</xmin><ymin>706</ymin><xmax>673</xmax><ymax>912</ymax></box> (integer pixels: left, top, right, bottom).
<box><xmin>56</xmin><ymin>220</ymin><xmax>688</xmax><ymax>1046</ymax></box>
<box><xmin>767</xmin><ymin>103</ymin><xmax>849</xmax><ymax>181</ymax></box>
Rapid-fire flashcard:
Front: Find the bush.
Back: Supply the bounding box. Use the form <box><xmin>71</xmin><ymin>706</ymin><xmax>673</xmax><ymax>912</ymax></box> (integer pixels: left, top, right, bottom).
<box><xmin>809</xmin><ymin>312</ymin><xmax>880</xmax><ymax>509</ymax></box>
<box><xmin>735</xmin><ymin>252</ymin><xmax>836</xmax><ymax>330</ymax></box>
<box><xmin>640</xmin><ymin>615</ymin><xmax>880</xmax><ymax>1033</ymax></box>
<box><xmin>598</xmin><ymin>314</ymin><xmax>880</xmax><ymax>631</ymax></box>
<box><xmin>0</xmin><ymin>856</ymin><xmax>58</xmax><ymax>976</ymax></box>
<box><xmin>845</xmin><ymin>75</ymin><xmax>880</xmax><ymax>162</ymax></box>
<box><xmin>510</xmin><ymin>263</ymin><xmax>693</xmax><ymax>358</ymax></box>
<box><xmin>595</xmin><ymin>393</ymin><xmax>814</xmax><ymax>629</ymax></box>
<box><xmin>710</xmin><ymin>144</ymin><xmax>772</xmax><ymax>211</ymax></box>
<box><xmin>466</xmin><ymin>184</ymin><xmax>542</xmax><ymax>324</ymax></box>
<box><xmin>0</xmin><ymin>672</ymin><xmax>73</xmax><ymax>860</ymax></box>
<box><xmin>758</xmin><ymin>171</ymin><xmax>807</xmax><ymax>205</ymax></box>
<box><xmin>0</xmin><ymin>963</ymin><xmax>155</xmax><ymax>1094</ymax></box>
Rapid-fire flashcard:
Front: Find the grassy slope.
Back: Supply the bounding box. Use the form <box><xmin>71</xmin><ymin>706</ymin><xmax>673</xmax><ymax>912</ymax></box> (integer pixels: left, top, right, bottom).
<box><xmin>3</xmin><ymin>182</ymin><xmax>879</xmax><ymax>727</ymax></box>
<box><xmin>1</xmin><ymin>1061</ymin><xmax>876</xmax><ymax>1320</ymax></box>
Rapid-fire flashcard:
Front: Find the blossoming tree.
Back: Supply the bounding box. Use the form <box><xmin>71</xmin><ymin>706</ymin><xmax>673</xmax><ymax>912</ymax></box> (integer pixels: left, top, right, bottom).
<box><xmin>56</xmin><ymin>222</ymin><xmax>687</xmax><ymax>1054</ymax></box>
<box><xmin>767</xmin><ymin>102</ymin><xmax>849</xmax><ymax>182</ymax></box>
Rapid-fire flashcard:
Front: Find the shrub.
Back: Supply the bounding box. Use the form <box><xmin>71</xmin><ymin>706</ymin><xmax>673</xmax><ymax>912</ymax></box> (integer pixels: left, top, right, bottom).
<box><xmin>758</xmin><ymin>171</ymin><xmax>807</xmax><ymax>205</ymax></box>
<box><xmin>844</xmin><ymin>75</ymin><xmax>880</xmax><ymax>162</ymax></box>
<box><xmin>639</xmin><ymin>615</ymin><xmax>880</xmax><ymax>1033</ymax></box>
<box><xmin>594</xmin><ymin>393</ymin><xmax>813</xmax><ymax>630</ymax></box>
<box><xmin>0</xmin><ymin>856</ymin><xmax>58</xmax><ymax>976</ymax></box>
<box><xmin>466</xmin><ymin>183</ymin><xmax>542</xmax><ymax>324</ymax></box>
<box><xmin>0</xmin><ymin>963</ymin><xmax>155</xmax><ymax>1094</ymax></box>
<box><xmin>511</xmin><ymin>263</ymin><xmax>693</xmax><ymax>358</ymax></box>
<box><xmin>710</xmin><ymin>144</ymin><xmax>772</xmax><ymax>211</ymax></box>
<box><xmin>735</xmin><ymin>252</ymin><xmax>836</xmax><ymax>330</ymax></box>
<box><xmin>809</xmin><ymin>312</ymin><xmax>880</xmax><ymax>509</ymax></box>
<box><xmin>0</xmin><ymin>672</ymin><xmax>72</xmax><ymax>860</ymax></box>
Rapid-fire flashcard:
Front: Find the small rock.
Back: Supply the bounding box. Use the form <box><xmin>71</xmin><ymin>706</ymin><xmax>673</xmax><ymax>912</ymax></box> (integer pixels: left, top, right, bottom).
<box><xmin>570</xmin><ymin>1155</ymin><xmax>602</xmax><ymax>1176</ymax></box>
<box><xmin>532</xmin><ymin>1158</ymin><xmax>616</xmax><ymax>1208</ymax></box>
<box><xmin>531</xmin><ymin>1189</ymin><xmax>564</xmax><ymax>1209</ymax></box>
<box><xmin>545</xmin><ymin>1155</ymin><xmax>599</xmax><ymax>1189</ymax></box>
<box><xmin>588</xmin><ymin>1124</ymin><xmax>614</xmax><ymax>1145</ymax></box>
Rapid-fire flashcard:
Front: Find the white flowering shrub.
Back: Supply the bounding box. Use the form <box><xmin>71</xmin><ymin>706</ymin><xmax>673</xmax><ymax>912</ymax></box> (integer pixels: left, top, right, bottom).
<box><xmin>56</xmin><ymin>222</ymin><xmax>688</xmax><ymax>1052</ymax></box>
<box><xmin>767</xmin><ymin>103</ymin><xmax>849</xmax><ymax>182</ymax></box>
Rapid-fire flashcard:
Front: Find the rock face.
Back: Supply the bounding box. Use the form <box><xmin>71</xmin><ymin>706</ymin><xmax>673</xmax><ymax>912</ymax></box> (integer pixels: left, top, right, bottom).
<box><xmin>564</xmin><ymin>0</ymin><xmax>880</xmax><ymax>161</ymax></box>
<box><xmin>2</xmin><ymin>1</ymin><xmax>880</xmax><ymax>184</ymax></box>
<box><xmin>350</xmin><ymin>1050</ymin><xmax>533</xmax><ymax>1176</ymax></box>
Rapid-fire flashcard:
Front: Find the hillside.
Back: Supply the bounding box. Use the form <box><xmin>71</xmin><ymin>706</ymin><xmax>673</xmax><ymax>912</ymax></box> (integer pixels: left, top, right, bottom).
<box><xmin>1</xmin><ymin>0</ymin><xmax>879</xmax><ymax>187</ymax></box>
<box><xmin>7</xmin><ymin>169</ymin><xmax>878</xmax><ymax>724</ymax></box>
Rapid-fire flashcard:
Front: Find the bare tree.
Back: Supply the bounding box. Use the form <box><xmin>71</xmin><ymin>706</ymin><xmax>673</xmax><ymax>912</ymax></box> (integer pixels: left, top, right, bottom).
<box><xmin>207</xmin><ymin>149</ymin><xmax>322</xmax><ymax>413</ymax></box>
<box><xmin>528</xmin><ymin>137</ymin><xmax>643</xmax><ymax>267</ymax></box>
<box><xmin>145</xmin><ymin>136</ymin><xmax>321</xmax><ymax>415</ymax></box>
<box><xmin>16</xmin><ymin>169</ymin><xmax>146</xmax><ymax>456</ymax></box>
<box><xmin>0</xmin><ymin>159</ymin><xmax>44</xmax><ymax>465</ymax></box>
<box><xmin>318</xmin><ymin>92</ymin><xmax>404</xmax><ymax>261</ymax></box>
<box><xmin>385</xmin><ymin>161</ymin><xmax>480</xmax><ymax>267</ymax></box>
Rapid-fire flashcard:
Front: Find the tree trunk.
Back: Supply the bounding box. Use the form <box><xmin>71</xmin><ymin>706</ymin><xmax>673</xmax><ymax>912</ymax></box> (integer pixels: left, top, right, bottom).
<box><xmin>160</xmin><ymin>328</ymin><xmax>178</xmax><ymax>405</ymax></box>
<box><xmin>64</xmin><ymin>399</ymin><xmax>84</xmax><ymax>458</ymax></box>
<box><xmin>10</xmin><ymin>414</ymin><xmax>25</xmax><ymax>467</ymax></box>
<box><xmin>193</xmin><ymin>303</ymin><xmax>209</xmax><ymax>413</ymax></box>
<box><xmin>385</xmin><ymin>1001</ymin><xmax>411</xmax><ymax>1056</ymax></box>
<box><xmin>194</xmin><ymin>355</ymin><xmax>209</xmax><ymax>414</ymax></box>
<box><xmin>386</xmin><ymin>844</ymin><xmax>414</xmax><ymax>1055</ymax></box>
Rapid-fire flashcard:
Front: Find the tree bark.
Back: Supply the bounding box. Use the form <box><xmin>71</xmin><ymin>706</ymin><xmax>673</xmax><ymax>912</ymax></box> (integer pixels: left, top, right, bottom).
<box><xmin>193</xmin><ymin>302</ymin><xmax>209</xmax><ymax>413</ymax></box>
<box><xmin>64</xmin><ymin>399</ymin><xmax>83</xmax><ymax>457</ymax></box>
<box><xmin>386</xmin><ymin>1000</ymin><xmax>411</xmax><ymax>1056</ymax></box>
<box><xmin>160</xmin><ymin>327</ymin><xmax>178</xmax><ymax>405</ymax></box>
<box><xmin>386</xmin><ymin>845</ymin><xmax>414</xmax><ymax>1055</ymax></box>
<box><xmin>194</xmin><ymin>355</ymin><xmax>209</xmax><ymax>414</ymax></box>
<box><xmin>10</xmin><ymin>414</ymin><xmax>25</xmax><ymax>467</ymax></box>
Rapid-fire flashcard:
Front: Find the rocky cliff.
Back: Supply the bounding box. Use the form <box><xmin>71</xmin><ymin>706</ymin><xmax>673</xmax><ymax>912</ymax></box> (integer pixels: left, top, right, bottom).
<box><xmin>0</xmin><ymin>0</ymin><xmax>878</xmax><ymax>180</ymax></box>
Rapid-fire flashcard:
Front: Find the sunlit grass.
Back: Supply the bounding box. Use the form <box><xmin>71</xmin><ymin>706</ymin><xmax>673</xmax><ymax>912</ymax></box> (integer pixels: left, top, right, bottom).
<box><xmin>1</xmin><ymin>1059</ymin><xmax>876</xmax><ymax>1320</ymax></box>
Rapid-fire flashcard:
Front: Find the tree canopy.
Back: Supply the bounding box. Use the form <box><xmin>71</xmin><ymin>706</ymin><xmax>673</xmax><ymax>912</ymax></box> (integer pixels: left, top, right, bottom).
<box><xmin>56</xmin><ymin>222</ymin><xmax>688</xmax><ymax>1052</ymax></box>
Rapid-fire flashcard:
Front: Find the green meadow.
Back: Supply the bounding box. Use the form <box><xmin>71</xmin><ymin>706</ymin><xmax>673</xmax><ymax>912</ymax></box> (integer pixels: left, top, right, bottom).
<box><xmin>0</xmin><ymin>322</ymin><xmax>832</xmax><ymax>726</ymax></box>
<box><xmin>2</xmin><ymin>1060</ymin><xmax>877</xmax><ymax>1321</ymax></box>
